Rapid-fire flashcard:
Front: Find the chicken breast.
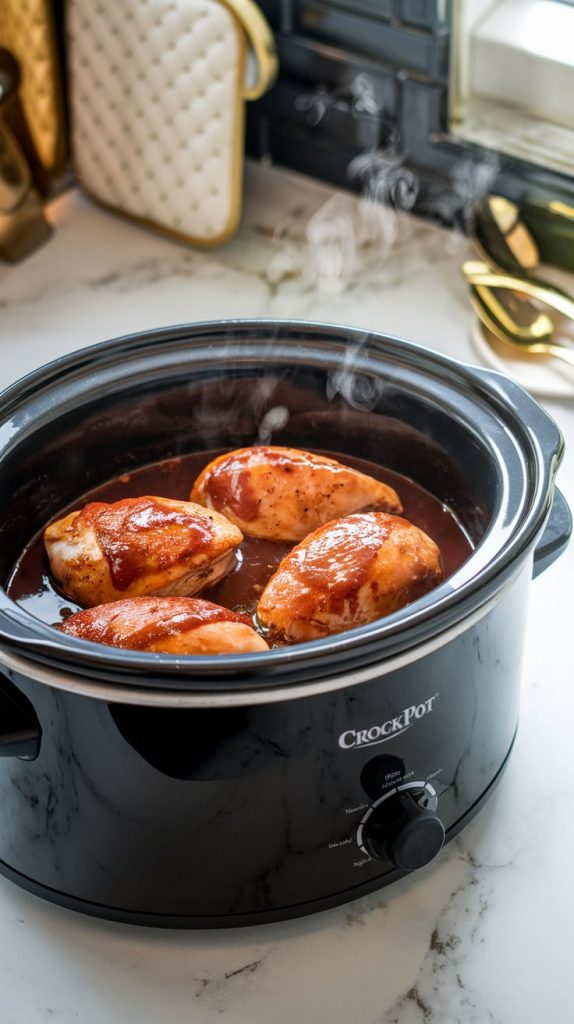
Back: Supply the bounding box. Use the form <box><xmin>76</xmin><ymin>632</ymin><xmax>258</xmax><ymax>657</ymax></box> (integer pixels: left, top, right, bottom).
<box><xmin>59</xmin><ymin>596</ymin><xmax>269</xmax><ymax>654</ymax></box>
<box><xmin>44</xmin><ymin>496</ymin><xmax>243</xmax><ymax>607</ymax></box>
<box><xmin>256</xmin><ymin>512</ymin><xmax>443</xmax><ymax>642</ymax></box>
<box><xmin>190</xmin><ymin>446</ymin><xmax>402</xmax><ymax>542</ymax></box>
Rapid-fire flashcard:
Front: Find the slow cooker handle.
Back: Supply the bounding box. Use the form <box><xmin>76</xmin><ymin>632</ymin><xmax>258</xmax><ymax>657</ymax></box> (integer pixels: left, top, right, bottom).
<box><xmin>471</xmin><ymin>367</ymin><xmax>569</xmax><ymax>577</ymax></box>
<box><xmin>532</xmin><ymin>488</ymin><xmax>572</xmax><ymax>578</ymax></box>
<box><xmin>471</xmin><ymin>365</ymin><xmax>564</xmax><ymax>456</ymax></box>
<box><xmin>0</xmin><ymin>672</ymin><xmax>41</xmax><ymax>759</ymax></box>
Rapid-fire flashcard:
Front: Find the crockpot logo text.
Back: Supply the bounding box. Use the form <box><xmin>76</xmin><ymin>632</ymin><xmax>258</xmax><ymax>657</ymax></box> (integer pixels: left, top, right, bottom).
<box><xmin>338</xmin><ymin>694</ymin><xmax>439</xmax><ymax>750</ymax></box>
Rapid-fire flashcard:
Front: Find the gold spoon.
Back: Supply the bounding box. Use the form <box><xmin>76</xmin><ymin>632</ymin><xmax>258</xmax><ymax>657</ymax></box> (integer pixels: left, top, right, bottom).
<box><xmin>463</xmin><ymin>261</ymin><xmax>574</xmax><ymax>322</ymax></box>
<box><xmin>462</xmin><ymin>260</ymin><xmax>554</xmax><ymax>343</ymax></box>
<box><xmin>473</xmin><ymin>280</ymin><xmax>553</xmax><ymax>342</ymax></box>
<box><xmin>473</xmin><ymin>195</ymin><xmax>573</xmax><ymax>295</ymax></box>
<box><xmin>469</xmin><ymin>283</ymin><xmax>574</xmax><ymax>369</ymax></box>
<box><xmin>473</xmin><ymin>195</ymin><xmax>539</xmax><ymax>276</ymax></box>
<box><xmin>469</xmin><ymin>196</ymin><xmax>574</xmax><ymax>341</ymax></box>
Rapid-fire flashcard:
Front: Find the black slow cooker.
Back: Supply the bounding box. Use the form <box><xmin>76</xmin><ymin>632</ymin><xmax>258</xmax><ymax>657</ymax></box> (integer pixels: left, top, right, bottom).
<box><xmin>0</xmin><ymin>321</ymin><xmax>570</xmax><ymax>927</ymax></box>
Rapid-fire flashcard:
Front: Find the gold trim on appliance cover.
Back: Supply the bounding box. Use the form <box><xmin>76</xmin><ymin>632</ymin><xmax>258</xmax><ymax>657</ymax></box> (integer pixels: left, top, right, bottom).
<box><xmin>222</xmin><ymin>0</ymin><xmax>278</xmax><ymax>99</ymax></box>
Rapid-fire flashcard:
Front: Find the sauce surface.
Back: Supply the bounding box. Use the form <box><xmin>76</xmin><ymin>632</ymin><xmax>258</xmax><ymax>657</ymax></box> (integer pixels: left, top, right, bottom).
<box><xmin>191</xmin><ymin>445</ymin><xmax>402</xmax><ymax>540</ymax></box>
<box><xmin>59</xmin><ymin>596</ymin><xmax>251</xmax><ymax>650</ymax></box>
<box><xmin>69</xmin><ymin>497</ymin><xmax>215</xmax><ymax>590</ymax></box>
<box><xmin>287</xmin><ymin>514</ymin><xmax>385</xmax><ymax>596</ymax></box>
<box><xmin>200</xmin><ymin>451</ymin><xmax>262</xmax><ymax>522</ymax></box>
<box><xmin>6</xmin><ymin>449</ymin><xmax>473</xmax><ymax>630</ymax></box>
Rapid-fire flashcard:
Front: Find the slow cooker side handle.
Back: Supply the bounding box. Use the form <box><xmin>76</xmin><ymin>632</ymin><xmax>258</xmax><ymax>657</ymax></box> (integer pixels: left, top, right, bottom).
<box><xmin>0</xmin><ymin>672</ymin><xmax>41</xmax><ymax>759</ymax></box>
<box><xmin>470</xmin><ymin>366</ymin><xmax>570</xmax><ymax>578</ymax></box>
<box><xmin>532</xmin><ymin>488</ymin><xmax>572</xmax><ymax>579</ymax></box>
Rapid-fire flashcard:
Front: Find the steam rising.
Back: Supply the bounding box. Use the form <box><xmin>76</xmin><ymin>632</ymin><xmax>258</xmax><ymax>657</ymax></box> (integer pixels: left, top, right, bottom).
<box><xmin>326</xmin><ymin>338</ymin><xmax>385</xmax><ymax>412</ymax></box>
<box><xmin>429</xmin><ymin>153</ymin><xmax>500</xmax><ymax>249</ymax></box>
<box><xmin>235</xmin><ymin>76</ymin><xmax>502</xmax><ymax>438</ymax></box>
<box><xmin>305</xmin><ymin>197</ymin><xmax>358</xmax><ymax>297</ymax></box>
<box><xmin>266</xmin><ymin>74</ymin><xmax>501</xmax><ymax>298</ymax></box>
<box><xmin>258</xmin><ymin>405</ymin><xmax>290</xmax><ymax>443</ymax></box>
<box><xmin>295</xmin><ymin>72</ymin><xmax>384</xmax><ymax>129</ymax></box>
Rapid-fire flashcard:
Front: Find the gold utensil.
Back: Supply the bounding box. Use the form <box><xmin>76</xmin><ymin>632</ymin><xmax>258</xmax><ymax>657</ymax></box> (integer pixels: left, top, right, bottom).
<box><xmin>522</xmin><ymin>196</ymin><xmax>574</xmax><ymax>275</ymax></box>
<box><xmin>475</xmin><ymin>194</ymin><xmax>574</xmax><ymax>292</ymax></box>
<box><xmin>0</xmin><ymin>47</ymin><xmax>51</xmax><ymax>260</ymax></box>
<box><xmin>469</xmin><ymin>284</ymin><xmax>574</xmax><ymax>369</ymax></box>
<box><xmin>474</xmin><ymin>195</ymin><xmax>540</xmax><ymax>275</ymax></box>
<box><xmin>469</xmin><ymin>194</ymin><xmax>574</xmax><ymax>349</ymax></box>
<box><xmin>463</xmin><ymin>259</ymin><xmax>554</xmax><ymax>343</ymax></box>
<box><xmin>470</xmin><ymin>196</ymin><xmax>557</xmax><ymax>340</ymax></box>
<box><xmin>471</xmin><ymin>194</ymin><xmax>574</xmax><ymax>299</ymax></box>
<box><xmin>463</xmin><ymin>261</ymin><xmax>574</xmax><ymax>322</ymax></box>
<box><xmin>473</xmin><ymin>280</ymin><xmax>553</xmax><ymax>342</ymax></box>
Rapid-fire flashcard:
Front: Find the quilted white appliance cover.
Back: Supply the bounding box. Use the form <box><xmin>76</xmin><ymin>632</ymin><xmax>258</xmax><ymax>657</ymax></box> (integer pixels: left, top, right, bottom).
<box><xmin>68</xmin><ymin>0</ymin><xmax>253</xmax><ymax>245</ymax></box>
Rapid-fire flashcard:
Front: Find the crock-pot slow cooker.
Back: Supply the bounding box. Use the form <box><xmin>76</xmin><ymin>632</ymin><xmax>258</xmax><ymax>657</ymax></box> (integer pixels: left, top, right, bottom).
<box><xmin>0</xmin><ymin>321</ymin><xmax>570</xmax><ymax>928</ymax></box>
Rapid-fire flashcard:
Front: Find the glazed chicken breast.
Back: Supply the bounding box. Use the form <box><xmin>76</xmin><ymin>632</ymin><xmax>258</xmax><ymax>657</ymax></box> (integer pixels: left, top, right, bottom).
<box><xmin>256</xmin><ymin>512</ymin><xmax>443</xmax><ymax>642</ymax></box>
<box><xmin>44</xmin><ymin>496</ymin><xmax>243</xmax><ymax>607</ymax></box>
<box><xmin>190</xmin><ymin>446</ymin><xmax>402</xmax><ymax>542</ymax></box>
<box><xmin>59</xmin><ymin>596</ymin><xmax>269</xmax><ymax>654</ymax></box>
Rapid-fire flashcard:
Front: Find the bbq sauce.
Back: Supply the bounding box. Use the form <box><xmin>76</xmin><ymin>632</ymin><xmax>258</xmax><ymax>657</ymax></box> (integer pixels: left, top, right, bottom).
<box><xmin>6</xmin><ymin>449</ymin><xmax>473</xmax><ymax>630</ymax></box>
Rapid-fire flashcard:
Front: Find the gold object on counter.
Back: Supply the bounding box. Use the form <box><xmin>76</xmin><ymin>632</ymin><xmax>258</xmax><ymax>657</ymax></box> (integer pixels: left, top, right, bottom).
<box><xmin>474</xmin><ymin>282</ymin><xmax>552</xmax><ymax>342</ymax></box>
<box><xmin>470</xmin><ymin>197</ymin><xmax>550</xmax><ymax>343</ymax></box>
<box><xmin>474</xmin><ymin>195</ymin><xmax>539</xmax><ymax>275</ymax></box>
<box><xmin>548</xmin><ymin>200</ymin><xmax>574</xmax><ymax>221</ymax></box>
<box><xmin>469</xmin><ymin>284</ymin><xmax>574</xmax><ymax>370</ymax></box>
<box><xmin>0</xmin><ymin>120</ymin><xmax>51</xmax><ymax>260</ymax></box>
<box><xmin>520</xmin><ymin>196</ymin><xmax>574</xmax><ymax>275</ymax></box>
<box><xmin>463</xmin><ymin>261</ymin><xmax>574</xmax><ymax>323</ymax></box>
<box><xmin>490</xmin><ymin>196</ymin><xmax>539</xmax><ymax>269</ymax></box>
<box><xmin>463</xmin><ymin>259</ymin><xmax>554</xmax><ymax>342</ymax></box>
<box><xmin>0</xmin><ymin>0</ymin><xmax>66</xmax><ymax>176</ymax></box>
<box><xmin>0</xmin><ymin>48</ymin><xmax>50</xmax><ymax>260</ymax></box>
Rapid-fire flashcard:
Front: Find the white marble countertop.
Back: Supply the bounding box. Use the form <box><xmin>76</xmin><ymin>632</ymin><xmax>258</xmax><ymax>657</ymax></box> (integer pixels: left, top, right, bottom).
<box><xmin>1</xmin><ymin>163</ymin><xmax>573</xmax><ymax>1024</ymax></box>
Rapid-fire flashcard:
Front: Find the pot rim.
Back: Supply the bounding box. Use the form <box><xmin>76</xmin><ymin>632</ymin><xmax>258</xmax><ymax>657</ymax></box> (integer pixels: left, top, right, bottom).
<box><xmin>0</xmin><ymin>574</ymin><xmax>513</xmax><ymax>706</ymax></box>
<box><xmin>0</xmin><ymin>319</ymin><xmax>564</xmax><ymax>691</ymax></box>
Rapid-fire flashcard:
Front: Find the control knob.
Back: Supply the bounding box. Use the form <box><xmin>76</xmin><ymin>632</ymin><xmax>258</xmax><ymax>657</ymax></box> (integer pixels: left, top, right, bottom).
<box><xmin>358</xmin><ymin>783</ymin><xmax>445</xmax><ymax>872</ymax></box>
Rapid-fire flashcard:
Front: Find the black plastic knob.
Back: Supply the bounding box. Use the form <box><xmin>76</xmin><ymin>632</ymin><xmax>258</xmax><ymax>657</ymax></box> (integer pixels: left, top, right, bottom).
<box><xmin>362</xmin><ymin>789</ymin><xmax>445</xmax><ymax>871</ymax></box>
